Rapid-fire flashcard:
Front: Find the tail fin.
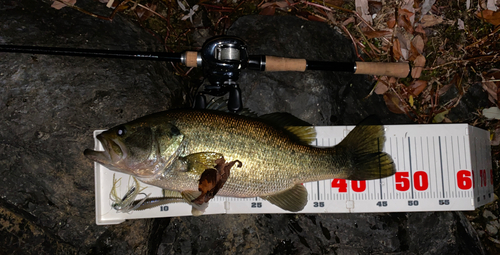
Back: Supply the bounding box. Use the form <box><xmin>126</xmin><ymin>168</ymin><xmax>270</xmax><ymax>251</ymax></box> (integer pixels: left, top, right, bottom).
<box><xmin>336</xmin><ymin>117</ymin><xmax>396</xmax><ymax>180</ymax></box>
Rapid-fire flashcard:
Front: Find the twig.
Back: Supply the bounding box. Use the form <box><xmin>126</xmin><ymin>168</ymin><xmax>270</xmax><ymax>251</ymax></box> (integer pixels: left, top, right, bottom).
<box><xmin>302</xmin><ymin>0</ymin><xmax>391</xmax><ymax>45</ymax></box>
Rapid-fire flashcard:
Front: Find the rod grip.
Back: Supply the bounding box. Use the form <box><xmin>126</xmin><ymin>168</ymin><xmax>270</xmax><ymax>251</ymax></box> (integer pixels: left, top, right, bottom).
<box><xmin>265</xmin><ymin>56</ymin><xmax>307</xmax><ymax>72</ymax></box>
<box><xmin>355</xmin><ymin>62</ymin><xmax>410</xmax><ymax>78</ymax></box>
<box><xmin>184</xmin><ymin>51</ymin><xmax>199</xmax><ymax>67</ymax></box>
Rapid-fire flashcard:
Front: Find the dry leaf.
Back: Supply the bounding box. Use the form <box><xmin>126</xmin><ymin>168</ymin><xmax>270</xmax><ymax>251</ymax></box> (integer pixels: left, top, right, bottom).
<box><xmin>408</xmin><ymin>43</ymin><xmax>419</xmax><ymax>61</ymax></box>
<box><xmin>259</xmin><ymin>6</ymin><xmax>275</xmax><ymax>15</ymax></box>
<box><xmin>363</xmin><ymin>30</ymin><xmax>392</xmax><ymax>39</ymax></box>
<box><xmin>409</xmin><ymin>80</ymin><xmax>428</xmax><ymax>96</ymax></box>
<box><xmin>51</xmin><ymin>0</ymin><xmax>76</xmax><ymax>9</ymax></box>
<box><xmin>368</xmin><ymin>1</ymin><xmax>382</xmax><ymax>14</ymax></box>
<box><xmin>421</xmin><ymin>0</ymin><xmax>436</xmax><ymax>16</ymax></box>
<box><xmin>439</xmin><ymin>73</ymin><xmax>459</xmax><ymax>96</ymax></box>
<box><xmin>383</xmin><ymin>91</ymin><xmax>406</xmax><ymax>114</ymax></box>
<box><xmin>393</xmin><ymin>38</ymin><xmax>403</xmax><ymax>61</ymax></box>
<box><xmin>412</xmin><ymin>35</ymin><xmax>424</xmax><ymax>54</ymax></box>
<box><xmin>487</xmin><ymin>0</ymin><xmax>498</xmax><ymax>11</ymax></box>
<box><xmin>397</xmin><ymin>9</ymin><xmax>414</xmax><ymax>33</ymax></box>
<box><xmin>411</xmin><ymin>54</ymin><xmax>426</xmax><ymax>78</ymax></box>
<box><xmin>481</xmin><ymin>69</ymin><xmax>500</xmax><ymax>105</ymax></box>
<box><xmin>432</xmin><ymin>110</ymin><xmax>449</xmax><ymax>123</ymax></box>
<box><xmin>415</xmin><ymin>24</ymin><xmax>426</xmax><ymax>34</ymax></box>
<box><xmin>420</xmin><ymin>14</ymin><xmax>444</xmax><ymax>27</ymax></box>
<box><xmin>457</xmin><ymin>18</ymin><xmax>465</xmax><ymax>30</ymax></box>
<box><xmin>374</xmin><ymin>77</ymin><xmax>389</xmax><ymax>95</ymax></box>
<box><xmin>476</xmin><ymin>10</ymin><xmax>500</xmax><ymax>26</ymax></box>
<box><xmin>355</xmin><ymin>0</ymin><xmax>373</xmax><ymax>25</ymax></box>
<box><xmin>135</xmin><ymin>2</ymin><xmax>157</xmax><ymax>21</ymax></box>
<box><xmin>408</xmin><ymin>35</ymin><xmax>424</xmax><ymax>61</ymax></box>
<box><xmin>375</xmin><ymin>81</ymin><xmax>389</xmax><ymax>95</ymax></box>
<box><xmin>387</xmin><ymin>17</ymin><xmax>396</xmax><ymax>28</ymax></box>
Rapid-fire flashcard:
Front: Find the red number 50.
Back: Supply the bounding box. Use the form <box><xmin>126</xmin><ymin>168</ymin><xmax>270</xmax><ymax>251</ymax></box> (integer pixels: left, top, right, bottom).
<box><xmin>395</xmin><ymin>171</ymin><xmax>429</xmax><ymax>191</ymax></box>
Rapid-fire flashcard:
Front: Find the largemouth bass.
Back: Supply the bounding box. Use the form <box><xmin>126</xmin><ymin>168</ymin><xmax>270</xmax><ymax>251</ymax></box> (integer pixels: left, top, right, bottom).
<box><xmin>84</xmin><ymin>109</ymin><xmax>395</xmax><ymax>214</ymax></box>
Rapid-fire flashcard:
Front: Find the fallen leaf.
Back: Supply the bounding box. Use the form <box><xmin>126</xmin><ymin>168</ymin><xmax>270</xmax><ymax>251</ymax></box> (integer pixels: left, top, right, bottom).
<box><xmin>355</xmin><ymin>0</ymin><xmax>373</xmax><ymax>25</ymax></box>
<box><xmin>481</xmin><ymin>69</ymin><xmax>500</xmax><ymax>105</ymax></box>
<box><xmin>457</xmin><ymin>18</ymin><xmax>465</xmax><ymax>30</ymax></box>
<box><xmin>411</xmin><ymin>54</ymin><xmax>426</xmax><ymax>78</ymax></box>
<box><xmin>387</xmin><ymin>17</ymin><xmax>396</xmax><ymax>28</ymax></box>
<box><xmin>411</xmin><ymin>35</ymin><xmax>424</xmax><ymax>54</ymax></box>
<box><xmin>408</xmin><ymin>43</ymin><xmax>419</xmax><ymax>61</ymax></box>
<box><xmin>397</xmin><ymin>9</ymin><xmax>414</xmax><ymax>33</ymax></box>
<box><xmin>483</xmin><ymin>107</ymin><xmax>500</xmax><ymax>120</ymax></box>
<box><xmin>135</xmin><ymin>2</ymin><xmax>157</xmax><ymax>21</ymax></box>
<box><xmin>383</xmin><ymin>91</ymin><xmax>406</xmax><ymax>114</ymax></box>
<box><xmin>432</xmin><ymin>110</ymin><xmax>449</xmax><ymax>123</ymax></box>
<box><xmin>400</xmin><ymin>1</ymin><xmax>415</xmax><ymax>24</ymax></box>
<box><xmin>393</xmin><ymin>38</ymin><xmax>403</xmax><ymax>61</ymax></box>
<box><xmin>363</xmin><ymin>30</ymin><xmax>392</xmax><ymax>39</ymax></box>
<box><xmin>487</xmin><ymin>0</ymin><xmax>498</xmax><ymax>11</ymax></box>
<box><xmin>374</xmin><ymin>77</ymin><xmax>390</xmax><ymax>95</ymax></box>
<box><xmin>51</xmin><ymin>0</ymin><xmax>76</xmax><ymax>10</ymax></box>
<box><xmin>420</xmin><ymin>14</ymin><xmax>444</xmax><ymax>27</ymax></box>
<box><xmin>368</xmin><ymin>1</ymin><xmax>382</xmax><ymax>14</ymax></box>
<box><xmin>409</xmin><ymin>80</ymin><xmax>428</xmax><ymax>96</ymax></box>
<box><xmin>491</xmin><ymin>127</ymin><xmax>500</xmax><ymax>146</ymax></box>
<box><xmin>421</xmin><ymin>0</ymin><xmax>436</xmax><ymax>16</ymax></box>
<box><xmin>476</xmin><ymin>10</ymin><xmax>500</xmax><ymax>26</ymax></box>
<box><xmin>415</xmin><ymin>24</ymin><xmax>426</xmax><ymax>34</ymax></box>
<box><xmin>259</xmin><ymin>6</ymin><xmax>275</xmax><ymax>15</ymax></box>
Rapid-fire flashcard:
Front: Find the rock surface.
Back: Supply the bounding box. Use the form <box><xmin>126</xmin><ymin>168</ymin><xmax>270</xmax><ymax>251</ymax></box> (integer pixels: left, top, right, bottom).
<box><xmin>0</xmin><ymin>1</ymin><xmax>486</xmax><ymax>254</ymax></box>
<box><xmin>0</xmin><ymin>0</ymin><xmax>185</xmax><ymax>253</ymax></box>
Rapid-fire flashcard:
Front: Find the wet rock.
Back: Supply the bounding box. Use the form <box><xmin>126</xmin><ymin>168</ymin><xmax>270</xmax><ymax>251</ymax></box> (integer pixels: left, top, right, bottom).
<box><xmin>486</xmin><ymin>224</ymin><xmax>498</xmax><ymax>236</ymax></box>
<box><xmin>483</xmin><ymin>209</ymin><xmax>498</xmax><ymax>220</ymax></box>
<box><xmin>0</xmin><ymin>0</ymin><xmax>185</xmax><ymax>253</ymax></box>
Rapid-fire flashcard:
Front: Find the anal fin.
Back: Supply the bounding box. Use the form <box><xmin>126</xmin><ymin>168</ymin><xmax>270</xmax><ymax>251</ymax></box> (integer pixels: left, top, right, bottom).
<box><xmin>260</xmin><ymin>184</ymin><xmax>308</xmax><ymax>212</ymax></box>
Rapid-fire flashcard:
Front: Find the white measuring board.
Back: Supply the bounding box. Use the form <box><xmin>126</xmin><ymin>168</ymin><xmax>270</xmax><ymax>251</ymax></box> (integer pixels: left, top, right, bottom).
<box><xmin>93</xmin><ymin>124</ymin><xmax>494</xmax><ymax>225</ymax></box>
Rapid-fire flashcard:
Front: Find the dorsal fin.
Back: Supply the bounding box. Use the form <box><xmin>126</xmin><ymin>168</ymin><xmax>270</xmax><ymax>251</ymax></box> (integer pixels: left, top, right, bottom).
<box><xmin>259</xmin><ymin>113</ymin><xmax>316</xmax><ymax>145</ymax></box>
<box><xmin>283</xmin><ymin>126</ymin><xmax>316</xmax><ymax>144</ymax></box>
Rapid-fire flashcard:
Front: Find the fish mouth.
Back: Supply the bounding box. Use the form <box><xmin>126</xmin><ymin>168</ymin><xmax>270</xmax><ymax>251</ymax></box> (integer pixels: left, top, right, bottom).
<box><xmin>84</xmin><ymin>134</ymin><xmax>126</xmax><ymax>166</ymax></box>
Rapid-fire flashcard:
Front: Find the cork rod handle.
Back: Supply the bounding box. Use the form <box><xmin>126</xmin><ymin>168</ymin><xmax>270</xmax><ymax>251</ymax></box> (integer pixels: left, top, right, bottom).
<box><xmin>355</xmin><ymin>62</ymin><xmax>410</xmax><ymax>78</ymax></box>
<box><xmin>264</xmin><ymin>56</ymin><xmax>307</xmax><ymax>72</ymax></box>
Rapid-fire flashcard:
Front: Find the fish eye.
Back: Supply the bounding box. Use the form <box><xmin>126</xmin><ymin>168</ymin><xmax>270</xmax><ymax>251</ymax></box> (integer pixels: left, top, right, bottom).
<box><xmin>117</xmin><ymin>126</ymin><xmax>126</xmax><ymax>136</ymax></box>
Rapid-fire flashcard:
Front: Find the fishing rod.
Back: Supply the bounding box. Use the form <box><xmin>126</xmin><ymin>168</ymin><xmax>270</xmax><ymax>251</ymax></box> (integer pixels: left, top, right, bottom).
<box><xmin>0</xmin><ymin>36</ymin><xmax>411</xmax><ymax>112</ymax></box>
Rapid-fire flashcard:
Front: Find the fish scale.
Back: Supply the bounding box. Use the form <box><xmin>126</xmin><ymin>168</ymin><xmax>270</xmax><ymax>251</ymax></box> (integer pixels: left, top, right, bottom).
<box><xmin>85</xmin><ymin>109</ymin><xmax>395</xmax><ymax>213</ymax></box>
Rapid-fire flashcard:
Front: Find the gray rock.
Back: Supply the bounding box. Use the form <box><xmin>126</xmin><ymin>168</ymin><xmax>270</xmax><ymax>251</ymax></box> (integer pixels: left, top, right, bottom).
<box><xmin>486</xmin><ymin>224</ymin><xmax>498</xmax><ymax>236</ymax></box>
<box><xmin>483</xmin><ymin>209</ymin><xmax>498</xmax><ymax>220</ymax></box>
<box><xmin>0</xmin><ymin>0</ymin><xmax>185</xmax><ymax>253</ymax></box>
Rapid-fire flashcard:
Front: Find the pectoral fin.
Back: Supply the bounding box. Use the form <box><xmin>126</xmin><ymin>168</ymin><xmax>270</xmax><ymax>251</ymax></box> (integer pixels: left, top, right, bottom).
<box><xmin>181</xmin><ymin>152</ymin><xmax>225</xmax><ymax>174</ymax></box>
<box><xmin>260</xmin><ymin>184</ymin><xmax>308</xmax><ymax>212</ymax></box>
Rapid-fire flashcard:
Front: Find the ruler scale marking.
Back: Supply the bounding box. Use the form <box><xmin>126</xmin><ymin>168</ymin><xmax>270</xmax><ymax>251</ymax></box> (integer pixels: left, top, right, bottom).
<box><xmin>408</xmin><ymin>137</ymin><xmax>414</xmax><ymax>199</ymax></box>
<box><xmin>439</xmin><ymin>136</ymin><xmax>446</xmax><ymax>198</ymax></box>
